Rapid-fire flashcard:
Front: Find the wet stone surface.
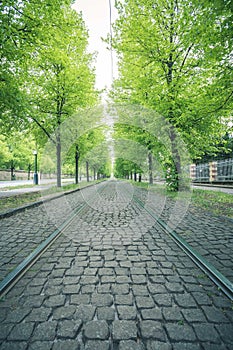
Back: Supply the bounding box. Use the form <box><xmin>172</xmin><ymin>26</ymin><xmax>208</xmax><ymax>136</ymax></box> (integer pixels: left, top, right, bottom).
<box><xmin>0</xmin><ymin>181</ymin><xmax>232</xmax><ymax>349</ymax></box>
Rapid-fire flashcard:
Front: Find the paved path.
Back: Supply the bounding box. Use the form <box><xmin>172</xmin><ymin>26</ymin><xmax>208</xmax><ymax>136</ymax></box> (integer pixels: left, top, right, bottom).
<box><xmin>0</xmin><ymin>179</ymin><xmax>74</xmax><ymax>198</ymax></box>
<box><xmin>0</xmin><ymin>181</ymin><xmax>232</xmax><ymax>349</ymax></box>
<box><xmin>192</xmin><ymin>185</ymin><xmax>233</xmax><ymax>195</ymax></box>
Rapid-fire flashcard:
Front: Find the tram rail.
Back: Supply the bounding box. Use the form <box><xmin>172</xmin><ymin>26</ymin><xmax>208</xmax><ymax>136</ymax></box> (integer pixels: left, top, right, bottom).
<box><xmin>0</xmin><ymin>181</ymin><xmax>106</xmax><ymax>297</ymax></box>
<box><xmin>132</xmin><ymin>193</ymin><xmax>233</xmax><ymax>301</ymax></box>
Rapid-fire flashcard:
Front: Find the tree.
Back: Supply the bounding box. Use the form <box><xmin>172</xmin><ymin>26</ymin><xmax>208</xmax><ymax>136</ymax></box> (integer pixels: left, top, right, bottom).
<box><xmin>0</xmin><ymin>0</ymin><xmax>72</xmax><ymax>129</ymax></box>
<box><xmin>113</xmin><ymin>118</ymin><xmax>176</xmax><ymax>186</ymax></box>
<box><xmin>0</xmin><ymin>135</ymin><xmax>11</xmax><ymax>169</ymax></box>
<box><xmin>64</xmin><ymin>126</ymin><xmax>109</xmax><ymax>182</ymax></box>
<box><xmin>110</xmin><ymin>0</ymin><xmax>232</xmax><ymax>190</ymax></box>
<box><xmin>0</xmin><ymin>132</ymin><xmax>36</xmax><ymax>171</ymax></box>
<box><xmin>22</xmin><ymin>5</ymin><xmax>97</xmax><ymax>186</ymax></box>
<box><xmin>1</xmin><ymin>1</ymin><xmax>98</xmax><ymax>186</ymax></box>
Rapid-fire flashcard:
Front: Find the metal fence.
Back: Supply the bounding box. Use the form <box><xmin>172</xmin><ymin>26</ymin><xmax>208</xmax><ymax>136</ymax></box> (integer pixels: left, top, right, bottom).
<box><xmin>195</xmin><ymin>163</ymin><xmax>210</xmax><ymax>182</ymax></box>
<box><xmin>217</xmin><ymin>158</ymin><xmax>233</xmax><ymax>181</ymax></box>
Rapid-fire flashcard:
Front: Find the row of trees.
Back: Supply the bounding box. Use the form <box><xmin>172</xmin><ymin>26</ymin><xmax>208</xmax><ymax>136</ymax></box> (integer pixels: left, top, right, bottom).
<box><xmin>109</xmin><ymin>0</ymin><xmax>232</xmax><ymax>189</ymax></box>
<box><xmin>0</xmin><ymin>0</ymin><xmax>111</xmax><ymax>185</ymax></box>
<box><xmin>1</xmin><ymin>1</ymin><xmax>232</xmax><ymax>190</ymax></box>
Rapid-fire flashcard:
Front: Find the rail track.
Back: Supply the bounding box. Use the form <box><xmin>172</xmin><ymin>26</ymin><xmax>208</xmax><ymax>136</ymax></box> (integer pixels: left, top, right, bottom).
<box><xmin>0</xmin><ymin>180</ymin><xmax>233</xmax><ymax>301</ymax></box>
<box><xmin>0</xmin><ymin>181</ymin><xmax>107</xmax><ymax>297</ymax></box>
<box><xmin>131</xmin><ymin>191</ymin><xmax>233</xmax><ymax>301</ymax></box>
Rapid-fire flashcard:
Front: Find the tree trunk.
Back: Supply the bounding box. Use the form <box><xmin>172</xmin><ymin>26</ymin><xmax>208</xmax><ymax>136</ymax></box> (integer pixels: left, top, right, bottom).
<box><xmin>28</xmin><ymin>163</ymin><xmax>31</xmax><ymax>180</ymax></box>
<box><xmin>75</xmin><ymin>145</ymin><xmax>79</xmax><ymax>184</ymax></box>
<box><xmin>134</xmin><ymin>172</ymin><xmax>137</xmax><ymax>182</ymax></box>
<box><xmin>86</xmin><ymin>161</ymin><xmax>89</xmax><ymax>182</ymax></box>
<box><xmin>170</xmin><ymin>126</ymin><xmax>181</xmax><ymax>191</ymax></box>
<box><xmin>56</xmin><ymin>129</ymin><xmax>62</xmax><ymax>187</ymax></box>
<box><xmin>11</xmin><ymin>160</ymin><xmax>14</xmax><ymax>181</ymax></box>
<box><xmin>139</xmin><ymin>173</ymin><xmax>142</xmax><ymax>182</ymax></box>
<box><xmin>148</xmin><ymin>151</ymin><xmax>153</xmax><ymax>185</ymax></box>
<box><xmin>165</xmin><ymin>7</ymin><xmax>180</xmax><ymax>191</ymax></box>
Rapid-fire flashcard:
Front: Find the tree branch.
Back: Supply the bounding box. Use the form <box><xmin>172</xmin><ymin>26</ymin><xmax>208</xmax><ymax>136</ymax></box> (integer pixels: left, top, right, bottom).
<box><xmin>30</xmin><ymin>116</ymin><xmax>56</xmax><ymax>144</ymax></box>
<box><xmin>179</xmin><ymin>43</ymin><xmax>194</xmax><ymax>73</ymax></box>
<box><xmin>211</xmin><ymin>91</ymin><xmax>233</xmax><ymax>113</ymax></box>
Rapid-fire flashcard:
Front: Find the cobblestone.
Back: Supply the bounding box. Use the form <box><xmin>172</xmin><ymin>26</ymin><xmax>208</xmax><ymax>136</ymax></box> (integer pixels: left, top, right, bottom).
<box><xmin>84</xmin><ymin>320</ymin><xmax>109</xmax><ymax>340</ymax></box>
<box><xmin>97</xmin><ymin>307</ymin><xmax>115</xmax><ymax>321</ymax></box>
<box><xmin>85</xmin><ymin>340</ymin><xmax>110</xmax><ymax>350</ymax></box>
<box><xmin>112</xmin><ymin>320</ymin><xmax>138</xmax><ymax>340</ymax></box>
<box><xmin>8</xmin><ymin>322</ymin><xmax>35</xmax><ymax>341</ymax></box>
<box><xmin>57</xmin><ymin>319</ymin><xmax>82</xmax><ymax>338</ymax></box>
<box><xmin>140</xmin><ymin>320</ymin><xmax>165</xmax><ymax>340</ymax></box>
<box><xmin>119</xmin><ymin>340</ymin><xmax>145</xmax><ymax>350</ymax></box>
<box><xmin>150</xmin><ymin>187</ymin><xmax>233</xmax><ymax>283</ymax></box>
<box><xmin>0</xmin><ymin>181</ymin><xmax>232</xmax><ymax>349</ymax></box>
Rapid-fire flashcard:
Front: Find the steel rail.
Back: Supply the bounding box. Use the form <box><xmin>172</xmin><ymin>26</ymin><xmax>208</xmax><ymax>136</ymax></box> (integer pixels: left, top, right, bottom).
<box><xmin>132</xmin><ymin>191</ymin><xmax>233</xmax><ymax>301</ymax></box>
<box><xmin>0</xmin><ymin>202</ymin><xmax>87</xmax><ymax>298</ymax></box>
<box><xmin>0</xmin><ymin>181</ymin><xmax>106</xmax><ymax>298</ymax></box>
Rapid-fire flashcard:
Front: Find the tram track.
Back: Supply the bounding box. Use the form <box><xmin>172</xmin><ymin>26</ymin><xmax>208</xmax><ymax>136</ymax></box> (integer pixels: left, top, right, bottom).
<box><xmin>0</xmin><ymin>181</ymin><xmax>107</xmax><ymax>298</ymax></box>
<box><xmin>126</xmin><ymin>184</ymin><xmax>233</xmax><ymax>301</ymax></box>
<box><xmin>0</xmin><ymin>202</ymin><xmax>86</xmax><ymax>297</ymax></box>
<box><xmin>1</xmin><ymin>180</ymin><xmax>233</xmax><ymax>302</ymax></box>
<box><xmin>132</xmin><ymin>193</ymin><xmax>233</xmax><ymax>301</ymax></box>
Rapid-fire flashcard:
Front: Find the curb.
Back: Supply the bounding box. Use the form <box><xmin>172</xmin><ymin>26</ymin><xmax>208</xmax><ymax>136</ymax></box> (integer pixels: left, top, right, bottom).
<box><xmin>0</xmin><ymin>181</ymin><xmax>102</xmax><ymax>220</ymax></box>
<box><xmin>192</xmin><ymin>183</ymin><xmax>233</xmax><ymax>189</ymax></box>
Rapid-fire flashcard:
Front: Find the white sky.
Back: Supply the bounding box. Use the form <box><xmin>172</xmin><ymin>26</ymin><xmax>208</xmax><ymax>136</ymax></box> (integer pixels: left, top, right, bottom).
<box><xmin>72</xmin><ymin>0</ymin><xmax>118</xmax><ymax>90</ymax></box>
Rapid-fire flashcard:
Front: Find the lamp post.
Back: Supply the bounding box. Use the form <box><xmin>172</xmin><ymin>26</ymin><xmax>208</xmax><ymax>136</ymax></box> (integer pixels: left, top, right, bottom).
<box><xmin>33</xmin><ymin>150</ymin><xmax>38</xmax><ymax>185</ymax></box>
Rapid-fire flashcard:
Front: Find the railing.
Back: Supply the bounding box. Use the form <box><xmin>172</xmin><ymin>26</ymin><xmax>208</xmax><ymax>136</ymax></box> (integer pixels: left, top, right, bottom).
<box><xmin>217</xmin><ymin>159</ymin><xmax>233</xmax><ymax>181</ymax></box>
<box><xmin>191</xmin><ymin>158</ymin><xmax>233</xmax><ymax>183</ymax></box>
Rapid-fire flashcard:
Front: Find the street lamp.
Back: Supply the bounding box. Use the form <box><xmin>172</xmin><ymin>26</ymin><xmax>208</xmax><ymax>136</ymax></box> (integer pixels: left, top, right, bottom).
<box><xmin>33</xmin><ymin>150</ymin><xmax>38</xmax><ymax>185</ymax></box>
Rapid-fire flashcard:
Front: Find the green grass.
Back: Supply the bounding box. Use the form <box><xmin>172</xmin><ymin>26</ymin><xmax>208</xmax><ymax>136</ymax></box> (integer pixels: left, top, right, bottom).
<box><xmin>130</xmin><ymin>180</ymin><xmax>233</xmax><ymax>218</ymax></box>
<box><xmin>191</xmin><ymin>189</ymin><xmax>233</xmax><ymax>218</ymax></box>
<box><xmin>0</xmin><ymin>181</ymin><xmax>102</xmax><ymax>213</ymax></box>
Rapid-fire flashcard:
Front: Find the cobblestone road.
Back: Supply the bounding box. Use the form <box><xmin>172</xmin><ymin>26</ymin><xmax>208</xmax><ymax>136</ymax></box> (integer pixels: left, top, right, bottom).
<box><xmin>0</xmin><ymin>183</ymin><xmax>103</xmax><ymax>282</ymax></box>
<box><xmin>0</xmin><ymin>181</ymin><xmax>232</xmax><ymax>349</ymax></box>
<box><xmin>139</xmin><ymin>186</ymin><xmax>233</xmax><ymax>283</ymax></box>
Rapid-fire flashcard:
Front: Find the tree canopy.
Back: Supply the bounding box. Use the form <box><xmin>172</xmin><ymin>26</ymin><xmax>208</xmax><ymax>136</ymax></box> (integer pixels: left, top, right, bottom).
<box><xmin>0</xmin><ymin>0</ymin><xmax>101</xmax><ymax>185</ymax></box>
<box><xmin>109</xmin><ymin>0</ymin><xmax>232</xmax><ymax>189</ymax></box>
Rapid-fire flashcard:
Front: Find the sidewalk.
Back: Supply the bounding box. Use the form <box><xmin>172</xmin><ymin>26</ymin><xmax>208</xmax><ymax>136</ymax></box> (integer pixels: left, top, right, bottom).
<box><xmin>0</xmin><ymin>179</ymin><xmax>74</xmax><ymax>198</ymax></box>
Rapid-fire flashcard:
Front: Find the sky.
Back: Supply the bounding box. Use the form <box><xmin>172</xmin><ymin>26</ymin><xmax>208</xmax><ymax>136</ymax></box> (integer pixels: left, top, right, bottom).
<box><xmin>72</xmin><ymin>0</ymin><xmax>118</xmax><ymax>90</ymax></box>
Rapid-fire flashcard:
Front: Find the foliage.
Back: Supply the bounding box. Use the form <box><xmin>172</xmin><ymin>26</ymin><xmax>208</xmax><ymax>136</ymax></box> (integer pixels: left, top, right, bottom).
<box><xmin>0</xmin><ymin>1</ymin><xmax>99</xmax><ymax>186</ymax></box>
<box><xmin>195</xmin><ymin>132</ymin><xmax>233</xmax><ymax>163</ymax></box>
<box><xmin>64</xmin><ymin>126</ymin><xmax>111</xmax><ymax>178</ymax></box>
<box><xmin>109</xmin><ymin>0</ymin><xmax>232</xmax><ymax>190</ymax></box>
<box><xmin>0</xmin><ymin>133</ymin><xmax>36</xmax><ymax>170</ymax></box>
<box><xmin>0</xmin><ymin>0</ymin><xmax>73</xmax><ymax>128</ymax></box>
<box><xmin>114</xmin><ymin>158</ymin><xmax>141</xmax><ymax>179</ymax></box>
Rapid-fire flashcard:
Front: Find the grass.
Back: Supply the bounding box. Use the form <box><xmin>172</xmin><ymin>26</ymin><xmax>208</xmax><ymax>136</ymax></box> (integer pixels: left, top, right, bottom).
<box><xmin>0</xmin><ymin>181</ymin><xmax>102</xmax><ymax>213</ymax></box>
<box><xmin>190</xmin><ymin>189</ymin><xmax>233</xmax><ymax>218</ymax></box>
<box><xmin>130</xmin><ymin>180</ymin><xmax>233</xmax><ymax>218</ymax></box>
